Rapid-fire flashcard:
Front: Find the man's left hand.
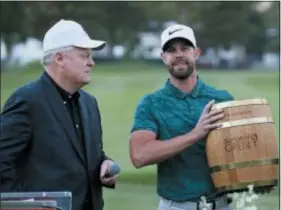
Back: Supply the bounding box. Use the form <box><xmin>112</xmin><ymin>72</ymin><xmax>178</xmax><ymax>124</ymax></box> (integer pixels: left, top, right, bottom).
<box><xmin>100</xmin><ymin>160</ymin><xmax>118</xmax><ymax>186</ymax></box>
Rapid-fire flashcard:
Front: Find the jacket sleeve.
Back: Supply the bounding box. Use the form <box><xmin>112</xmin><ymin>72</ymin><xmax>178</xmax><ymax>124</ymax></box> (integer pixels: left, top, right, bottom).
<box><xmin>93</xmin><ymin>97</ymin><xmax>116</xmax><ymax>189</ymax></box>
<box><xmin>0</xmin><ymin>92</ymin><xmax>32</xmax><ymax>192</ymax></box>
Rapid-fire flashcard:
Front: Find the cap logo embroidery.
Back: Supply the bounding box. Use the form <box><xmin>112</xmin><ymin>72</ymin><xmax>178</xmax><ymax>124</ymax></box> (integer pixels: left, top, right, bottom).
<box><xmin>168</xmin><ymin>28</ymin><xmax>183</xmax><ymax>35</ymax></box>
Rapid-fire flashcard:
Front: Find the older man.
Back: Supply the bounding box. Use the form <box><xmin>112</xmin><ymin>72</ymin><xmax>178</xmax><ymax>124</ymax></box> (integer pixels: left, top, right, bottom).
<box><xmin>0</xmin><ymin>19</ymin><xmax>118</xmax><ymax>210</ymax></box>
<box><xmin>130</xmin><ymin>24</ymin><xmax>234</xmax><ymax>210</ymax></box>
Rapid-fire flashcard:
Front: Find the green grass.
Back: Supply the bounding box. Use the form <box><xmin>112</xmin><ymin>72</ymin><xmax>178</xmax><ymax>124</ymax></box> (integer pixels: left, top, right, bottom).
<box><xmin>1</xmin><ymin>61</ymin><xmax>280</xmax><ymax>210</ymax></box>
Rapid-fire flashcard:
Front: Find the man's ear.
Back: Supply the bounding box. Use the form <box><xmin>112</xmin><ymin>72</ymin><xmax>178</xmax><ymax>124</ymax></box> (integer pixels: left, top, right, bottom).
<box><xmin>195</xmin><ymin>47</ymin><xmax>201</xmax><ymax>60</ymax></box>
<box><xmin>54</xmin><ymin>52</ymin><xmax>64</xmax><ymax>67</ymax></box>
<box><xmin>161</xmin><ymin>52</ymin><xmax>168</xmax><ymax>65</ymax></box>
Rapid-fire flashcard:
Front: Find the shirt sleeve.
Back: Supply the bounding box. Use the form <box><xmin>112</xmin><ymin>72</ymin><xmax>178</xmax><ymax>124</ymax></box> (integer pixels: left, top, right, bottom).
<box><xmin>131</xmin><ymin>95</ymin><xmax>158</xmax><ymax>135</ymax></box>
<box><xmin>215</xmin><ymin>90</ymin><xmax>235</xmax><ymax>103</ymax></box>
<box><xmin>224</xmin><ymin>90</ymin><xmax>235</xmax><ymax>100</ymax></box>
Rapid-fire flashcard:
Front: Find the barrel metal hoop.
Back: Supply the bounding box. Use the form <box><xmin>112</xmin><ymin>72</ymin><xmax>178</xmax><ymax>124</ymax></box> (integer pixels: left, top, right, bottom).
<box><xmin>218</xmin><ymin>117</ymin><xmax>273</xmax><ymax>129</ymax></box>
<box><xmin>216</xmin><ymin>179</ymin><xmax>278</xmax><ymax>192</ymax></box>
<box><xmin>212</xmin><ymin>98</ymin><xmax>268</xmax><ymax>110</ymax></box>
<box><xmin>210</xmin><ymin>158</ymin><xmax>279</xmax><ymax>173</ymax></box>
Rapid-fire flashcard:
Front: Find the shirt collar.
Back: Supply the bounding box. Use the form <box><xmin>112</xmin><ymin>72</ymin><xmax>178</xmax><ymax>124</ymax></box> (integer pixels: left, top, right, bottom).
<box><xmin>44</xmin><ymin>72</ymin><xmax>80</xmax><ymax>101</ymax></box>
<box><xmin>163</xmin><ymin>76</ymin><xmax>203</xmax><ymax>99</ymax></box>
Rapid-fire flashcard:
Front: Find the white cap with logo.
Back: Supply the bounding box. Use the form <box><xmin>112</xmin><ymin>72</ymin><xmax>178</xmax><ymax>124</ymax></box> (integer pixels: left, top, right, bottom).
<box><xmin>43</xmin><ymin>19</ymin><xmax>106</xmax><ymax>53</ymax></box>
<box><xmin>161</xmin><ymin>24</ymin><xmax>196</xmax><ymax>50</ymax></box>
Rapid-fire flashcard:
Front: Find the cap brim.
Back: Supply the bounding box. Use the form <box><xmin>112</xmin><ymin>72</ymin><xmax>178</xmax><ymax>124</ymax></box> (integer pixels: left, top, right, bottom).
<box><xmin>162</xmin><ymin>36</ymin><xmax>195</xmax><ymax>51</ymax></box>
<box><xmin>74</xmin><ymin>40</ymin><xmax>106</xmax><ymax>51</ymax></box>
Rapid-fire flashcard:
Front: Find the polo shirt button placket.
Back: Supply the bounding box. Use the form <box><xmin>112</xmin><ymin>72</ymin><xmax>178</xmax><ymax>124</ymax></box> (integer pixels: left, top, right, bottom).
<box><xmin>185</xmin><ymin>97</ymin><xmax>193</xmax><ymax>110</ymax></box>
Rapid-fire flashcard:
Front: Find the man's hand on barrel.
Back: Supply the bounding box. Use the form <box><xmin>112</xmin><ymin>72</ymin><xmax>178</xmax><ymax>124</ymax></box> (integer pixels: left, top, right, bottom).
<box><xmin>192</xmin><ymin>100</ymin><xmax>224</xmax><ymax>140</ymax></box>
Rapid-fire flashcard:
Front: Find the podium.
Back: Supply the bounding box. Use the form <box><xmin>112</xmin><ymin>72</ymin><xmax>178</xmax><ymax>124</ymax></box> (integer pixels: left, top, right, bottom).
<box><xmin>0</xmin><ymin>192</ymin><xmax>72</xmax><ymax>210</ymax></box>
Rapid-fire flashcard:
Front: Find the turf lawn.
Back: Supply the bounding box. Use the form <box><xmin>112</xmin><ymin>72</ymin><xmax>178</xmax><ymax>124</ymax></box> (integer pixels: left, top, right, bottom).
<box><xmin>1</xmin><ymin>61</ymin><xmax>280</xmax><ymax>210</ymax></box>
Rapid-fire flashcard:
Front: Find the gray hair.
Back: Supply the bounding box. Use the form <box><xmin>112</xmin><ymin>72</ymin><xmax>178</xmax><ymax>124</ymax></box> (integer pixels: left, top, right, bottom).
<box><xmin>41</xmin><ymin>46</ymin><xmax>73</xmax><ymax>67</ymax></box>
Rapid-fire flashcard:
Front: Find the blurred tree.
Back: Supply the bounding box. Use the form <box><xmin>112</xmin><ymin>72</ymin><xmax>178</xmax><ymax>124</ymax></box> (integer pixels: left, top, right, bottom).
<box><xmin>0</xmin><ymin>1</ymin><xmax>29</xmax><ymax>62</ymax></box>
<box><xmin>245</xmin><ymin>8</ymin><xmax>267</xmax><ymax>59</ymax></box>
<box><xmin>1</xmin><ymin>1</ymin><xmax>278</xmax><ymax>61</ymax></box>
<box><xmin>87</xmin><ymin>1</ymin><xmax>150</xmax><ymax>56</ymax></box>
<box><xmin>184</xmin><ymin>2</ymin><xmax>253</xmax><ymax>51</ymax></box>
<box><xmin>173</xmin><ymin>1</ymin><xmax>275</xmax><ymax>57</ymax></box>
<box><xmin>142</xmin><ymin>2</ymin><xmax>179</xmax><ymax>25</ymax></box>
<box><xmin>0</xmin><ymin>2</ymin><xmax>133</xmax><ymax>58</ymax></box>
<box><xmin>262</xmin><ymin>1</ymin><xmax>280</xmax><ymax>53</ymax></box>
<box><xmin>22</xmin><ymin>1</ymin><xmax>152</xmax><ymax>57</ymax></box>
<box><xmin>1</xmin><ymin>1</ymin><xmax>65</xmax><ymax>63</ymax></box>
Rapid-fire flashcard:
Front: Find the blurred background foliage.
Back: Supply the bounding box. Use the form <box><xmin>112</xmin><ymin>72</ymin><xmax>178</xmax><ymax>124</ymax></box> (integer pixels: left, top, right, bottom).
<box><xmin>1</xmin><ymin>1</ymin><xmax>279</xmax><ymax>62</ymax></box>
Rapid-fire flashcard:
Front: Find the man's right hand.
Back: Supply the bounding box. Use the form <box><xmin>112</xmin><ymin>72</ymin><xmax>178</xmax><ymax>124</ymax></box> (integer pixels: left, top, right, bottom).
<box><xmin>191</xmin><ymin>100</ymin><xmax>224</xmax><ymax>140</ymax></box>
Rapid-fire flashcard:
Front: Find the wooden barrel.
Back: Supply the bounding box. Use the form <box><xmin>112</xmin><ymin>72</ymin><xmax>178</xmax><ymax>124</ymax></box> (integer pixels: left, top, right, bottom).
<box><xmin>206</xmin><ymin>98</ymin><xmax>279</xmax><ymax>194</ymax></box>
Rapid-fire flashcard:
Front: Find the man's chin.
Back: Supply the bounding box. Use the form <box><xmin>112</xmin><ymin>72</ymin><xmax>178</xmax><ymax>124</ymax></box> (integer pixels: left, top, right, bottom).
<box><xmin>171</xmin><ymin>70</ymin><xmax>194</xmax><ymax>80</ymax></box>
<box><xmin>81</xmin><ymin>78</ymin><xmax>91</xmax><ymax>86</ymax></box>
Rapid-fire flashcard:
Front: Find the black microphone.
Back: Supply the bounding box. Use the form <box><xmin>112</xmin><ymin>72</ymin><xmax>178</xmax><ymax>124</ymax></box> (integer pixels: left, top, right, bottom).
<box><xmin>104</xmin><ymin>163</ymin><xmax>121</xmax><ymax>178</ymax></box>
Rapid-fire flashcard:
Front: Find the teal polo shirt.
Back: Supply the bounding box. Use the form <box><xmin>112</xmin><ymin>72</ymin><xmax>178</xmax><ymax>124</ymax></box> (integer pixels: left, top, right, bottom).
<box><xmin>131</xmin><ymin>77</ymin><xmax>234</xmax><ymax>201</ymax></box>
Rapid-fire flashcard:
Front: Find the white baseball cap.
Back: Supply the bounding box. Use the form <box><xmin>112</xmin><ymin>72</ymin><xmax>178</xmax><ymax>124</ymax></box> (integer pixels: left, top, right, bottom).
<box><xmin>43</xmin><ymin>19</ymin><xmax>106</xmax><ymax>53</ymax></box>
<box><xmin>161</xmin><ymin>24</ymin><xmax>197</xmax><ymax>50</ymax></box>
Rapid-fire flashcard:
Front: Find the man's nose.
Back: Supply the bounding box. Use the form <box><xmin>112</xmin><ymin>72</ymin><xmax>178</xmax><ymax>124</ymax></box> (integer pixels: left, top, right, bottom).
<box><xmin>88</xmin><ymin>57</ymin><xmax>95</xmax><ymax>67</ymax></box>
<box><xmin>174</xmin><ymin>49</ymin><xmax>185</xmax><ymax>58</ymax></box>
